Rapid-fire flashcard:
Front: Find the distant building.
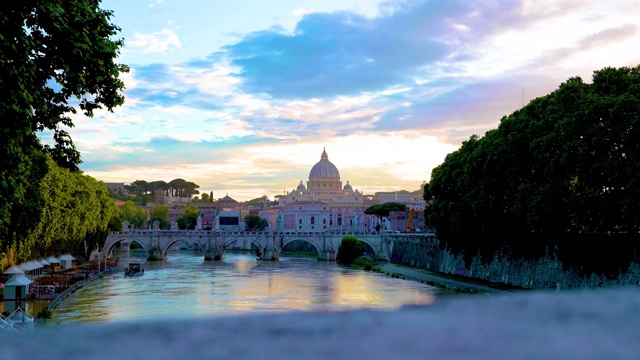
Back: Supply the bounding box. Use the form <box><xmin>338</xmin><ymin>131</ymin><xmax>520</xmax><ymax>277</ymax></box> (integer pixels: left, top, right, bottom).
<box><xmin>105</xmin><ymin>182</ymin><xmax>127</xmax><ymax>195</ymax></box>
<box><xmin>216</xmin><ymin>194</ymin><xmax>238</xmax><ymax>211</ymax></box>
<box><xmin>278</xmin><ymin>201</ymin><xmax>331</xmax><ymax>232</ymax></box>
<box><xmin>154</xmin><ymin>189</ymin><xmax>165</xmax><ymax>205</ymax></box>
<box><xmin>259</xmin><ymin>206</ymin><xmax>282</xmax><ymax>231</ymax></box>
<box><xmin>388</xmin><ymin>209</ymin><xmax>426</xmax><ymax>233</ymax></box>
<box><xmin>215</xmin><ymin>210</ymin><xmax>243</xmax><ymax>231</ymax></box>
<box><xmin>277</xmin><ymin>149</ymin><xmax>369</xmax><ymax>232</ymax></box>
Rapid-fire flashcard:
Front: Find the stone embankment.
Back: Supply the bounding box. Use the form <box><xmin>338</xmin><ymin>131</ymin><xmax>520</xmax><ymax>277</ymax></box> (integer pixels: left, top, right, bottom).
<box><xmin>389</xmin><ymin>235</ymin><xmax>640</xmax><ymax>290</ymax></box>
<box><xmin>378</xmin><ymin>262</ymin><xmax>512</xmax><ymax>295</ymax></box>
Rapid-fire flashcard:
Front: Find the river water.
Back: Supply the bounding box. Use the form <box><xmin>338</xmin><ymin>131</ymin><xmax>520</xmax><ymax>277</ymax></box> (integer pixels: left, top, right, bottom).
<box><xmin>51</xmin><ymin>250</ymin><xmax>457</xmax><ymax>325</ymax></box>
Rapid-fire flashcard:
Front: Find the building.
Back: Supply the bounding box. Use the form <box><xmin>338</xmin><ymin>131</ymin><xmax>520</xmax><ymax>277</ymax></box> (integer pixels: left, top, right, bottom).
<box><xmin>276</xmin><ymin>148</ymin><xmax>371</xmax><ymax>232</ymax></box>
<box><xmin>105</xmin><ymin>182</ymin><xmax>127</xmax><ymax>195</ymax></box>
<box><xmin>388</xmin><ymin>209</ymin><xmax>426</xmax><ymax>233</ymax></box>
<box><xmin>277</xmin><ymin>201</ymin><xmax>330</xmax><ymax>232</ymax></box>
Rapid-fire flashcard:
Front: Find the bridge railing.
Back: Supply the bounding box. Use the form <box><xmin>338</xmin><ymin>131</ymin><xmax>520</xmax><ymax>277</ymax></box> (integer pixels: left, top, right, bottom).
<box><xmin>107</xmin><ymin>230</ymin><xmax>436</xmax><ymax>243</ymax></box>
<box><xmin>109</xmin><ymin>230</ymin><xmax>383</xmax><ymax>236</ymax></box>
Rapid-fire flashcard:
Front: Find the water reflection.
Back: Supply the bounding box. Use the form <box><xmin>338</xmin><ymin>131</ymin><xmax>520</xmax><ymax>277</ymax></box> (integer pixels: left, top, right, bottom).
<box><xmin>51</xmin><ymin>250</ymin><xmax>453</xmax><ymax>325</ymax></box>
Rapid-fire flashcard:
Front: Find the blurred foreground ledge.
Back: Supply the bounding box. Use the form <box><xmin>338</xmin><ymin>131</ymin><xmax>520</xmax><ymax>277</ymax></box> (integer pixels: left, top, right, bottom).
<box><xmin>5</xmin><ymin>288</ymin><xmax>640</xmax><ymax>360</ymax></box>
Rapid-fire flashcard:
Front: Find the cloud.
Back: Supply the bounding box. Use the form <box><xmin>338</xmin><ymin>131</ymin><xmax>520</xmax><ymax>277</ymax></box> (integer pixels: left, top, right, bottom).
<box><xmin>148</xmin><ymin>0</ymin><xmax>165</xmax><ymax>8</ymax></box>
<box><xmin>127</xmin><ymin>29</ymin><xmax>182</xmax><ymax>53</ymax></box>
<box><xmin>579</xmin><ymin>23</ymin><xmax>638</xmax><ymax>48</ymax></box>
<box><xmin>223</xmin><ymin>1</ymin><xmax>550</xmax><ymax>99</ymax></box>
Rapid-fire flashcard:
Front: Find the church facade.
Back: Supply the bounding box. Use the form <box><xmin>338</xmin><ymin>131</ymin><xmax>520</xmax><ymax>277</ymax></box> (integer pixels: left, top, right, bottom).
<box><xmin>269</xmin><ymin>149</ymin><xmax>373</xmax><ymax>233</ymax></box>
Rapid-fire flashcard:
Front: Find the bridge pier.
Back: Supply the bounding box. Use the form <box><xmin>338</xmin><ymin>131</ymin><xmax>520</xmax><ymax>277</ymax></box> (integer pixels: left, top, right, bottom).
<box><xmin>203</xmin><ymin>234</ymin><xmax>225</xmax><ymax>260</ymax></box>
<box><xmin>147</xmin><ymin>246</ymin><xmax>164</xmax><ymax>261</ymax></box>
<box><xmin>256</xmin><ymin>233</ymin><xmax>282</xmax><ymax>261</ymax></box>
<box><xmin>204</xmin><ymin>247</ymin><xmax>224</xmax><ymax>261</ymax></box>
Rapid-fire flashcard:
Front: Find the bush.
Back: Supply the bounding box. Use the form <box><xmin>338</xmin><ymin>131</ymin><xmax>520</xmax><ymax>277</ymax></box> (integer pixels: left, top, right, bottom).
<box><xmin>336</xmin><ymin>236</ymin><xmax>365</xmax><ymax>264</ymax></box>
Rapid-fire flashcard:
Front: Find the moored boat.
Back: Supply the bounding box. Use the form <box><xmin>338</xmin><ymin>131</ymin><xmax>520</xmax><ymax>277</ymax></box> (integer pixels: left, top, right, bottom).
<box><xmin>124</xmin><ymin>263</ymin><xmax>144</xmax><ymax>276</ymax></box>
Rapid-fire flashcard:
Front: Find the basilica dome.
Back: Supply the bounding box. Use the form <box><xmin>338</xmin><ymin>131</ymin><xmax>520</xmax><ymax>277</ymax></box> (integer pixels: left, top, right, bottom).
<box><xmin>309</xmin><ymin>148</ymin><xmax>340</xmax><ymax>180</ymax></box>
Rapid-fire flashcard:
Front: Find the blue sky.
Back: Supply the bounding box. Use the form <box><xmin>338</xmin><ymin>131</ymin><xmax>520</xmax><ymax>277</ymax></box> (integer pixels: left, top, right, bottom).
<box><xmin>63</xmin><ymin>0</ymin><xmax>640</xmax><ymax>201</ymax></box>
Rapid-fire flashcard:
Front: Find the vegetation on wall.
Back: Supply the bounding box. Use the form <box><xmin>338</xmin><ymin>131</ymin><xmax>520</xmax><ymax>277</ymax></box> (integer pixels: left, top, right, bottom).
<box><xmin>424</xmin><ymin>66</ymin><xmax>640</xmax><ymax>277</ymax></box>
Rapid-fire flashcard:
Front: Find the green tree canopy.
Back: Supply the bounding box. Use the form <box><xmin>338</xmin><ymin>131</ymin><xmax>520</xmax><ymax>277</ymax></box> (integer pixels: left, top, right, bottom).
<box><xmin>364</xmin><ymin>202</ymin><xmax>408</xmax><ymax>220</ymax></box>
<box><xmin>176</xmin><ymin>204</ymin><xmax>199</xmax><ymax>230</ymax></box>
<box><xmin>0</xmin><ymin>1</ymin><xmax>127</xmax><ymax>252</ymax></box>
<box><xmin>16</xmin><ymin>157</ymin><xmax>117</xmax><ymax>261</ymax></box>
<box><xmin>168</xmin><ymin>178</ymin><xmax>187</xmax><ymax>197</ymax></box>
<box><xmin>244</xmin><ymin>215</ymin><xmax>268</xmax><ymax>231</ymax></box>
<box><xmin>149</xmin><ymin>204</ymin><xmax>170</xmax><ymax>229</ymax></box>
<box><xmin>120</xmin><ymin>201</ymin><xmax>147</xmax><ymax>229</ymax></box>
<box><xmin>336</xmin><ymin>236</ymin><xmax>366</xmax><ymax>264</ymax></box>
<box><xmin>424</xmin><ymin>65</ymin><xmax>640</xmax><ymax>275</ymax></box>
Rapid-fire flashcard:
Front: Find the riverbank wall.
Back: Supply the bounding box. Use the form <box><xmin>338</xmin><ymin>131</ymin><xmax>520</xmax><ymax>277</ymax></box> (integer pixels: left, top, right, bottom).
<box><xmin>389</xmin><ymin>235</ymin><xmax>640</xmax><ymax>290</ymax></box>
<box><xmin>47</xmin><ymin>268</ymin><xmax>117</xmax><ymax>311</ymax></box>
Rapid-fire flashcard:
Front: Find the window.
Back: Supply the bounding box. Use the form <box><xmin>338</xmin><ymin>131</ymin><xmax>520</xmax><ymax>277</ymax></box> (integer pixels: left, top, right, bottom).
<box><xmin>311</xmin><ymin>216</ymin><xmax>315</xmax><ymax>225</ymax></box>
<box><xmin>299</xmin><ymin>219</ymin><xmax>302</xmax><ymax>224</ymax></box>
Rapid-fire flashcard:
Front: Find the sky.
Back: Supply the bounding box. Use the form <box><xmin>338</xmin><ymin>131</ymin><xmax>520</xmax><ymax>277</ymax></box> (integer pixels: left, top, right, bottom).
<box><xmin>60</xmin><ymin>0</ymin><xmax>640</xmax><ymax>201</ymax></box>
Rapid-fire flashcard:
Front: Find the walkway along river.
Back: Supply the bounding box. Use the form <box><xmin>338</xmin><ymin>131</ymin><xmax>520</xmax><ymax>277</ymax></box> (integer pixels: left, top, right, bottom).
<box><xmin>51</xmin><ymin>250</ymin><xmax>461</xmax><ymax>325</ymax></box>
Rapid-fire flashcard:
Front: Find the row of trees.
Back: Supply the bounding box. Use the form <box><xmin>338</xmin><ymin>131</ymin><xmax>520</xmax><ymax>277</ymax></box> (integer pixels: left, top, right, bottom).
<box><xmin>115</xmin><ymin>202</ymin><xmax>201</xmax><ymax>231</ymax></box>
<box><xmin>2</xmin><ymin>157</ymin><xmax>117</xmax><ymax>267</ymax></box>
<box><xmin>125</xmin><ymin>179</ymin><xmax>201</xmax><ymax>198</ymax></box>
<box><xmin>1</xmin><ymin>2</ymin><xmax>127</xmax><ymax>266</ymax></box>
<box><xmin>424</xmin><ymin>66</ymin><xmax>640</xmax><ymax>276</ymax></box>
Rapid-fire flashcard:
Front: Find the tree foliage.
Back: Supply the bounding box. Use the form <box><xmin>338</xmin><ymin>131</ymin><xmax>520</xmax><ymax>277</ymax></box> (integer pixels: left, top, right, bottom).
<box><xmin>244</xmin><ymin>215</ymin><xmax>268</xmax><ymax>231</ymax></box>
<box><xmin>336</xmin><ymin>236</ymin><xmax>366</xmax><ymax>264</ymax></box>
<box><xmin>364</xmin><ymin>202</ymin><xmax>408</xmax><ymax>219</ymax></box>
<box><xmin>424</xmin><ymin>66</ymin><xmax>640</xmax><ymax>276</ymax></box>
<box><xmin>149</xmin><ymin>204</ymin><xmax>170</xmax><ymax>229</ymax></box>
<box><xmin>177</xmin><ymin>205</ymin><xmax>199</xmax><ymax>230</ymax></box>
<box><xmin>0</xmin><ymin>1</ymin><xmax>127</xmax><ymax>253</ymax></box>
<box><xmin>119</xmin><ymin>201</ymin><xmax>147</xmax><ymax>229</ymax></box>
<box><xmin>13</xmin><ymin>157</ymin><xmax>117</xmax><ymax>262</ymax></box>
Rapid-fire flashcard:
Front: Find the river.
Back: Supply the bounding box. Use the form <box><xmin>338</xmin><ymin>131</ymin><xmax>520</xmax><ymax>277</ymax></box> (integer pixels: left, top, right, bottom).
<box><xmin>51</xmin><ymin>250</ymin><xmax>458</xmax><ymax>325</ymax></box>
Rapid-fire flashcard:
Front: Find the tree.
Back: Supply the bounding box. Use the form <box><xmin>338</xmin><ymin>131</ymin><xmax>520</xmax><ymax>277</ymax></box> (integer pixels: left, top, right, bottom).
<box><xmin>244</xmin><ymin>215</ymin><xmax>268</xmax><ymax>231</ymax></box>
<box><xmin>424</xmin><ymin>65</ymin><xmax>640</xmax><ymax>275</ymax></box>
<box><xmin>177</xmin><ymin>205</ymin><xmax>199</xmax><ymax>230</ymax></box>
<box><xmin>168</xmin><ymin>178</ymin><xmax>187</xmax><ymax>197</ymax></box>
<box><xmin>148</xmin><ymin>180</ymin><xmax>168</xmax><ymax>194</ymax></box>
<box><xmin>0</xmin><ymin>1</ymin><xmax>127</xmax><ymax>253</ymax></box>
<box><xmin>18</xmin><ymin>157</ymin><xmax>117</xmax><ymax>260</ymax></box>
<box><xmin>149</xmin><ymin>204</ymin><xmax>170</xmax><ymax>229</ymax></box>
<box><xmin>120</xmin><ymin>201</ymin><xmax>147</xmax><ymax>229</ymax></box>
<box><xmin>183</xmin><ymin>181</ymin><xmax>200</xmax><ymax>198</ymax></box>
<box><xmin>200</xmin><ymin>193</ymin><xmax>210</xmax><ymax>202</ymax></box>
<box><xmin>364</xmin><ymin>202</ymin><xmax>407</xmax><ymax>228</ymax></box>
<box><xmin>336</xmin><ymin>236</ymin><xmax>365</xmax><ymax>264</ymax></box>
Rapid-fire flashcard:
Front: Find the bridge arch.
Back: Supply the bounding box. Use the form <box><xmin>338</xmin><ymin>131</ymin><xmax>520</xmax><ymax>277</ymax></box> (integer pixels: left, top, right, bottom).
<box><xmin>222</xmin><ymin>237</ymin><xmax>261</xmax><ymax>252</ymax></box>
<box><xmin>281</xmin><ymin>238</ymin><xmax>322</xmax><ymax>256</ymax></box>
<box><xmin>104</xmin><ymin>237</ymin><xmax>149</xmax><ymax>256</ymax></box>
<box><xmin>160</xmin><ymin>238</ymin><xmax>201</xmax><ymax>259</ymax></box>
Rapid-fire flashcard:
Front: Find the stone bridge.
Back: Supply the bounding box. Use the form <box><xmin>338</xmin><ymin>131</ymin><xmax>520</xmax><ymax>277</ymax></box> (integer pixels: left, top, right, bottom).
<box><xmin>104</xmin><ymin>230</ymin><xmax>397</xmax><ymax>261</ymax></box>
